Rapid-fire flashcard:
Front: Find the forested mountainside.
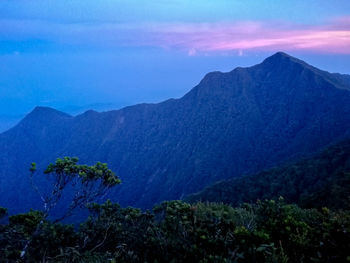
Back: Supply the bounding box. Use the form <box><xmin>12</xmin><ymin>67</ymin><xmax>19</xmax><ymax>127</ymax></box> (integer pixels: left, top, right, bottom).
<box><xmin>1</xmin><ymin>52</ymin><xmax>350</xmax><ymax>212</ymax></box>
<box><xmin>186</xmin><ymin>138</ymin><xmax>350</xmax><ymax>210</ymax></box>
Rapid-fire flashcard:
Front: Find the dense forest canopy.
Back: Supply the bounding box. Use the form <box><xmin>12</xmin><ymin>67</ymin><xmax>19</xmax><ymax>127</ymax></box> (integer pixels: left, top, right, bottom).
<box><xmin>1</xmin><ymin>154</ymin><xmax>350</xmax><ymax>262</ymax></box>
<box><xmin>1</xmin><ymin>198</ymin><xmax>349</xmax><ymax>262</ymax></box>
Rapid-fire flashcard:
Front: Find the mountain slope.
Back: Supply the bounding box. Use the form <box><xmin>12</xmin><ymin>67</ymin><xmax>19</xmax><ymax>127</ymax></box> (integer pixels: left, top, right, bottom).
<box><xmin>1</xmin><ymin>52</ymin><xmax>350</xmax><ymax>212</ymax></box>
<box><xmin>185</xmin><ymin>138</ymin><xmax>350</xmax><ymax>210</ymax></box>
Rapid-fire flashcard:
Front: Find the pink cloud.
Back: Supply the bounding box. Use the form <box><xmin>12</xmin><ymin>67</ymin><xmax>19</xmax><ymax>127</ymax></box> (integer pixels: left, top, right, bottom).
<box><xmin>1</xmin><ymin>17</ymin><xmax>350</xmax><ymax>55</ymax></box>
<box><xmin>133</xmin><ymin>18</ymin><xmax>350</xmax><ymax>55</ymax></box>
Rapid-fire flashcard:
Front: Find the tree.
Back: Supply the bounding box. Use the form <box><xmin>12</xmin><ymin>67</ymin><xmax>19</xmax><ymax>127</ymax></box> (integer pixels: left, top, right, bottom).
<box><xmin>21</xmin><ymin>157</ymin><xmax>120</xmax><ymax>259</ymax></box>
<box><xmin>0</xmin><ymin>207</ymin><xmax>7</xmax><ymax>221</ymax></box>
<box><xmin>30</xmin><ymin>157</ymin><xmax>120</xmax><ymax>221</ymax></box>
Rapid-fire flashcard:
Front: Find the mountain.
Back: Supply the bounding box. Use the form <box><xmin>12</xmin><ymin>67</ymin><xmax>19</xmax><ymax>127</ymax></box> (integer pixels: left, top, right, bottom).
<box><xmin>1</xmin><ymin>52</ymin><xmax>350</xmax><ymax>213</ymax></box>
<box><xmin>186</xmin><ymin>138</ymin><xmax>350</xmax><ymax>210</ymax></box>
<box><xmin>0</xmin><ymin>103</ymin><xmax>122</xmax><ymax>133</ymax></box>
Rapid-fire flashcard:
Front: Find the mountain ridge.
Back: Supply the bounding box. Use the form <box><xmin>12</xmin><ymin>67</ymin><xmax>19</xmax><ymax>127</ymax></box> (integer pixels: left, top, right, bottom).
<box><xmin>1</xmin><ymin>52</ymin><xmax>350</xmax><ymax>212</ymax></box>
<box><xmin>10</xmin><ymin>51</ymin><xmax>350</xmax><ymax>129</ymax></box>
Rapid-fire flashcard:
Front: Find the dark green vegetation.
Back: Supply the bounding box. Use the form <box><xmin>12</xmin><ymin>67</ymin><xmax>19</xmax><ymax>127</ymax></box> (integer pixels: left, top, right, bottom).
<box><xmin>18</xmin><ymin>158</ymin><xmax>120</xmax><ymax>260</ymax></box>
<box><xmin>2</xmin><ymin>53</ymin><xmax>350</xmax><ymax>212</ymax></box>
<box><xmin>1</xmin><ymin>155</ymin><xmax>350</xmax><ymax>262</ymax></box>
<box><xmin>1</xmin><ymin>199</ymin><xmax>349</xmax><ymax>262</ymax></box>
<box><xmin>186</xmin><ymin>138</ymin><xmax>350</xmax><ymax>210</ymax></box>
<box><xmin>29</xmin><ymin>157</ymin><xmax>120</xmax><ymax>221</ymax></box>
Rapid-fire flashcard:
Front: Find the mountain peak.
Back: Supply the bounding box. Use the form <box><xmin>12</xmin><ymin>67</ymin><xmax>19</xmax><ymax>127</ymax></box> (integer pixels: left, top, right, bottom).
<box><xmin>262</xmin><ymin>51</ymin><xmax>305</xmax><ymax>65</ymax></box>
<box><xmin>20</xmin><ymin>106</ymin><xmax>71</xmax><ymax>125</ymax></box>
<box><xmin>272</xmin><ymin>51</ymin><xmax>290</xmax><ymax>57</ymax></box>
<box><xmin>260</xmin><ymin>52</ymin><xmax>350</xmax><ymax>90</ymax></box>
<box><xmin>30</xmin><ymin>106</ymin><xmax>71</xmax><ymax>117</ymax></box>
<box><xmin>257</xmin><ymin>51</ymin><xmax>328</xmax><ymax>78</ymax></box>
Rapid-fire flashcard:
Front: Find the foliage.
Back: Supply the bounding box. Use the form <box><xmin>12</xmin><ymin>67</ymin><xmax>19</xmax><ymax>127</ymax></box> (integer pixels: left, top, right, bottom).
<box><xmin>1</xmin><ymin>155</ymin><xmax>350</xmax><ymax>262</ymax></box>
<box><xmin>0</xmin><ymin>207</ymin><xmax>7</xmax><ymax>219</ymax></box>
<box><xmin>186</xmin><ymin>141</ymin><xmax>350</xmax><ymax>210</ymax></box>
<box><xmin>17</xmin><ymin>157</ymin><xmax>120</xmax><ymax>260</ymax></box>
<box><xmin>1</xmin><ymin>199</ymin><xmax>349</xmax><ymax>262</ymax></box>
<box><xmin>30</xmin><ymin>157</ymin><xmax>121</xmax><ymax>221</ymax></box>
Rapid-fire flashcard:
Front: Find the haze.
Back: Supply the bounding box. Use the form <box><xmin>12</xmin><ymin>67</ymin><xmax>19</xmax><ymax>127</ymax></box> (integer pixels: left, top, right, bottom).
<box><xmin>1</xmin><ymin>0</ymin><xmax>350</xmax><ymax>131</ymax></box>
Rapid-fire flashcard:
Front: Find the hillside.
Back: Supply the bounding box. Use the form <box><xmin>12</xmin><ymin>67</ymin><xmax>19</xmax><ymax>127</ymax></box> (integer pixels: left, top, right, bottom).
<box><xmin>186</xmin><ymin>138</ymin><xmax>350</xmax><ymax>210</ymax></box>
<box><xmin>1</xmin><ymin>52</ymin><xmax>350</xmax><ymax>212</ymax></box>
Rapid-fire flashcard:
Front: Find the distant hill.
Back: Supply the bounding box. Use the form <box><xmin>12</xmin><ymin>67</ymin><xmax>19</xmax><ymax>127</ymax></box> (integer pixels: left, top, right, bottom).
<box><xmin>0</xmin><ymin>103</ymin><xmax>122</xmax><ymax>133</ymax></box>
<box><xmin>1</xmin><ymin>52</ymin><xmax>350</xmax><ymax>213</ymax></box>
<box><xmin>186</xmin><ymin>138</ymin><xmax>350</xmax><ymax>210</ymax></box>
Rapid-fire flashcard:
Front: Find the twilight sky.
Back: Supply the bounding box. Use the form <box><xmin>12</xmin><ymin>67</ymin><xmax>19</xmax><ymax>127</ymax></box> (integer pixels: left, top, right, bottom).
<box><xmin>0</xmin><ymin>0</ymin><xmax>350</xmax><ymax>129</ymax></box>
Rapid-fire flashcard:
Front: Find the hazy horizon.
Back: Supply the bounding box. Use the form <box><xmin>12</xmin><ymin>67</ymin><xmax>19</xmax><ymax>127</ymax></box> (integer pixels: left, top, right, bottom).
<box><xmin>1</xmin><ymin>0</ymin><xmax>350</xmax><ymax>131</ymax></box>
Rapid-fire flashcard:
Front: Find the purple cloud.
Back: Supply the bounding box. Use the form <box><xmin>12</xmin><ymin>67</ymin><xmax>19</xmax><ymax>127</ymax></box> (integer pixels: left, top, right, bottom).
<box><xmin>1</xmin><ymin>17</ymin><xmax>350</xmax><ymax>55</ymax></box>
<box><xmin>138</xmin><ymin>19</ymin><xmax>350</xmax><ymax>55</ymax></box>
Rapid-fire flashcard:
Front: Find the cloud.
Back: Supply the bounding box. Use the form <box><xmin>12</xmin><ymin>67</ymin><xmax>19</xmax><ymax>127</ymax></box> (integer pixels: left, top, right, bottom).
<box><xmin>188</xmin><ymin>48</ymin><xmax>197</xmax><ymax>56</ymax></box>
<box><xmin>139</xmin><ymin>19</ymin><xmax>350</xmax><ymax>54</ymax></box>
<box><xmin>1</xmin><ymin>17</ymin><xmax>350</xmax><ymax>54</ymax></box>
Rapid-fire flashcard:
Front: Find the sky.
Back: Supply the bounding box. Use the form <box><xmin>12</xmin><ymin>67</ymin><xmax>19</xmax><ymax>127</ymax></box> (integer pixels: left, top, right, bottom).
<box><xmin>0</xmin><ymin>0</ymin><xmax>350</xmax><ymax>130</ymax></box>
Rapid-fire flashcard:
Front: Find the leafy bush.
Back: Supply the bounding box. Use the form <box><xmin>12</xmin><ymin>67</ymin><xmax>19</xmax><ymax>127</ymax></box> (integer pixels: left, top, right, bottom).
<box><xmin>1</xmin><ymin>199</ymin><xmax>349</xmax><ymax>262</ymax></box>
